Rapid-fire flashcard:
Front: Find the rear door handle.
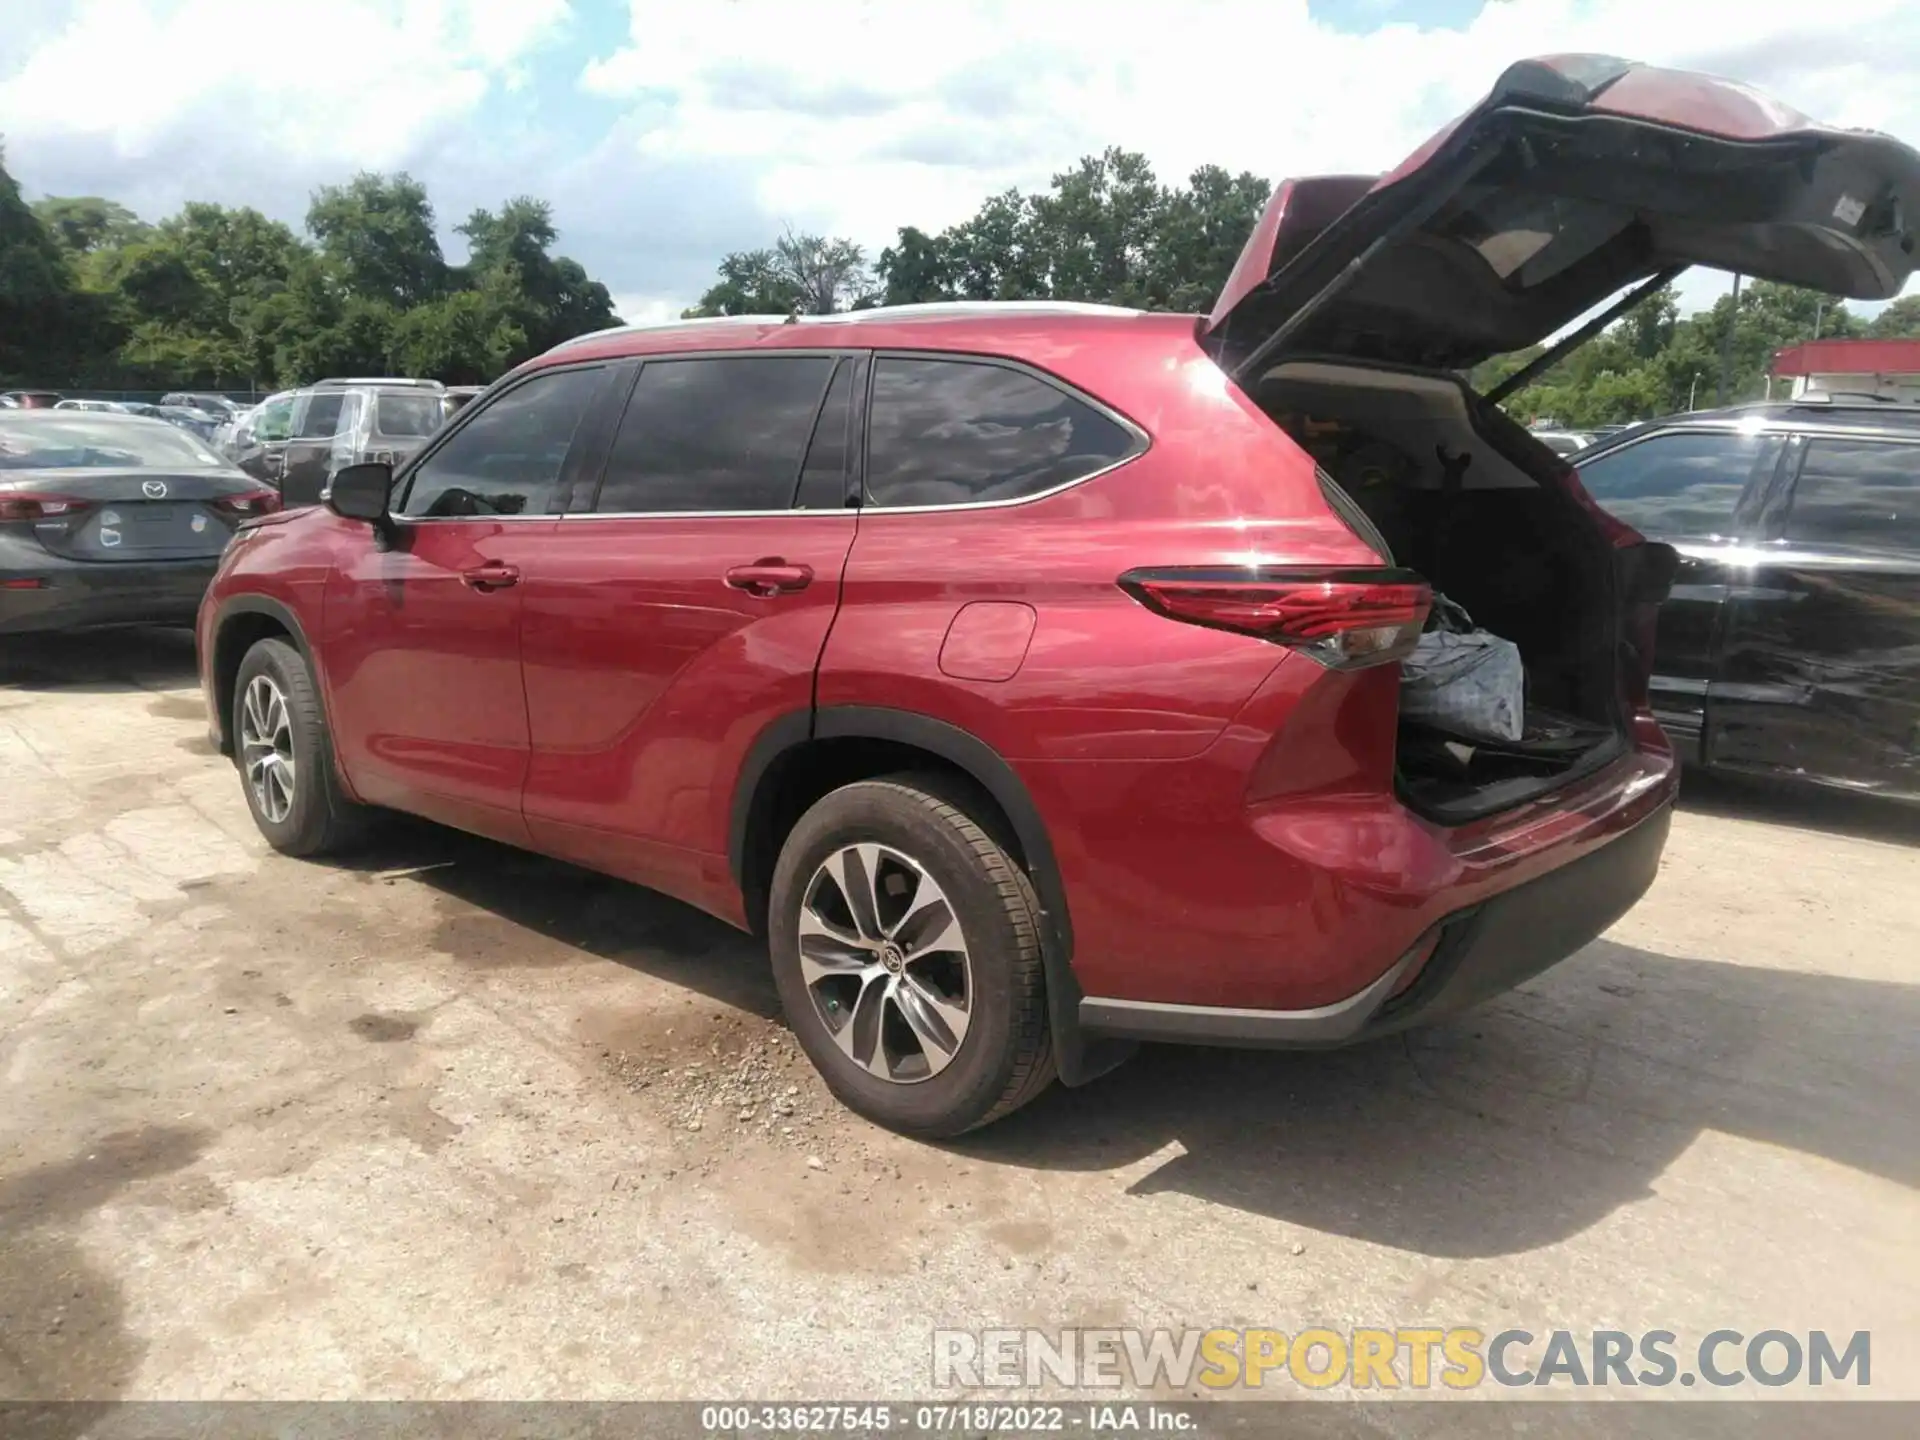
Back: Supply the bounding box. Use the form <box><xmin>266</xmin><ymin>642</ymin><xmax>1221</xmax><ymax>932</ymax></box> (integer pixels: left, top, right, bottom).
<box><xmin>461</xmin><ymin>562</ymin><xmax>520</xmax><ymax>592</ymax></box>
<box><xmin>725</xmin><ymin>560</ymin><xmax>814</xmax><ymax>597</ymax></box>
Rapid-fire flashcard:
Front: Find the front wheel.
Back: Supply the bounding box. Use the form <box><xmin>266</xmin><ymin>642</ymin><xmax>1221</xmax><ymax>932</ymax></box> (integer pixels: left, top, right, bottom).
<box><xmin>232</xmin><ymin>637</ymin><xmax>369</xmax><ymax>856</ymax></box>
<box><xmin>767</xmin><ymin>774</ymin><xmax>1055</xmax><ymax>1137</ymax></box>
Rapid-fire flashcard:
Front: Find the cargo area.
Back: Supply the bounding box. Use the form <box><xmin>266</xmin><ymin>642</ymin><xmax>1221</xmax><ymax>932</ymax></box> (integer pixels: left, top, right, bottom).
<box><xmin>1256</xmin><ymin>360</ymin><xmax>1627</xmax><ymax>823</ymax></box>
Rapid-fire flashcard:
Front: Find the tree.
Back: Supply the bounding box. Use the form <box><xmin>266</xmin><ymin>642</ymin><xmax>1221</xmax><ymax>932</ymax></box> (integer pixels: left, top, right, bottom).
<box><xmin>459</xmin><ymin>197</ymin><xmax>617</xmax><ymax>355</ymax></box>
<box><xmin>31</xmin><ymin>196</ymin><xmax>148</xmax><ymax>255</ymax></box>
<box><xmin>1026</xmin><ymin>148</ymin><xmax>1167</xmax><ymax>304</ymax></box>
<box><xmin>685</xmin><ymin>229</ymin><xmax>873</xmax><ymax>317</ymax></box>
<box><xmin>775</xmin><ymin>231</ymin><xmax>875</xmax><ymax>314</ymax></box>
<box><xmin>306</xmin><ymin>172</ymin><xmax>447</xmax><ymax>308</ymax></box>
<box><xmin>875</xmin><ymin>226</ymin><xmax>956</xmax><ymax>306</ymax></box>
<box><xmin>1868</xmin><ymin>293</ymin><xmax>1920</xmax><ymax>339</ymax></box>
<box><xmin>685</xmin><ymin>248</ymin><xmax>801</xmax><ymax>318</ymax></box>
<box><xmin>869</xmin><ymin>155</ymin><xmax>1269</xmax><ymax>313</ymax></box>
<box><xmin>1150</xmin><ymin>165</ymin><xmax>1271</xmax><ymax>313</ymax></box>
<box><xmin>0</xmin><ymin>145</ymin><xmax>115</xmax><ymax>384</ymax></box>
<box><xmin>390</xmin><ymin>287</ymin><xmax>526</xmax><ymax>384</ymax></box>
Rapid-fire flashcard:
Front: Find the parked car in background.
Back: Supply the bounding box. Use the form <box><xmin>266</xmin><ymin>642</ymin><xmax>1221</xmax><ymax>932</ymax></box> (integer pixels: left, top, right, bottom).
<box><xmin>2</xmin><ymin>391</ymin><xmax>63</xmax><ymax>410</ymax></box>
<box><xmin>1</xmin><ymin>410</ymin><xmax>279</xmax><ymax>634</ymax></box>
<box><xmin>1574</xmin><ymin>399</ymin><xmax>1920</xmax><ymax>799</ymax></box>
<box><xmin>1532</xmin><ymin>428</ymin><xmax>1598</xmax><ymax>456</ymax></box>
<box><xmin>442</xmin><ymin>384</ymin><xmax>486</xmax><ymax>417</ymax></box>
<box><xmin>161</xmin><ymin>392</ymin><xmax>241</xmax><ymax>420</ymax></box>
<box><xmin>228</xmin><ymin>390</ymin><xmax>295</xmax><ymax>482</ymax></box>
<box><xmin>275</xmin><ymin>378</ymin><xmax>448</xmax><ymax>507</ymax></box>
<box><xmin>196</xmin><ymin>53</ymin><xmax>1916</xmax><ymax>1135</ymax></box>
<box><xmin>54</xmin><ymin>399</ymin><xmax>128</xmax><ymax>413</ymax></box>
<box><xmin>156</xmin><ymin>405</ymin><xmax>221</xmax><ymax>443</ymax></box>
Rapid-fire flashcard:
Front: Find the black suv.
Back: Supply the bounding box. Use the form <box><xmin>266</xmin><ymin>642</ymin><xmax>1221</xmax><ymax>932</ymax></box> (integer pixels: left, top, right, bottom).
<box><xmin>1574</xmin><ymin>400</ymin><xmax>1920</xmax><ymax>798</ymax></box>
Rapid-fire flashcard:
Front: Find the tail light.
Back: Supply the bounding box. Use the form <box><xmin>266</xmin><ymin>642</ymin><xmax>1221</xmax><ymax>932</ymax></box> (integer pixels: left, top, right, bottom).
<box><xmin>0</xmin><ymin>494</ymin><xmax>91</xmax><ymax>521</ymax></box>
<box><xmin>1120</xmin><ymin>567</ymin><xmax>1431</xmax><ymax>670</ymax></box>
<box><xmin>210</xmin><ymin>490</ymin><xmax>283</xmax><ymax>518</ymax></box>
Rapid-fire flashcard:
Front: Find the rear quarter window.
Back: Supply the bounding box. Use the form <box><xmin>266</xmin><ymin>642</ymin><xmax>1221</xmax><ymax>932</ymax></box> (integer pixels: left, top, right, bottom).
<box><xmin>1574</xmin><ymin>429</ymin><xmax>1771</xmax><ymax>538</ymax></box>
<box><xmin>1785</xmin><ymin>437</ymin><xmax>1920</xmax><ymax>553</ymax></box>
<box><xmin>864</xmin><ymin>357</ymin><xmax>1140</xmax><ymax>508</ymax></box>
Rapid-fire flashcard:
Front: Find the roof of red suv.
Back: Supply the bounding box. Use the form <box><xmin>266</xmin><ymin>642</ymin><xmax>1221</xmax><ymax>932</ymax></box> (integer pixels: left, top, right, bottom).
<box><xmin>534</xmin><ymin>302</ymin><xmax>1202</xmax><ymax>370</ymax></box>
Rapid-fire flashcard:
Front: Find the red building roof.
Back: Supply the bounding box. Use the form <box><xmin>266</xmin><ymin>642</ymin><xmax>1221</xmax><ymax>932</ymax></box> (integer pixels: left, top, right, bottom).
<box><xmin>1771</xmin><ymin>338</ymin><xmax>1920</xmax><ymax>377</ymax></box>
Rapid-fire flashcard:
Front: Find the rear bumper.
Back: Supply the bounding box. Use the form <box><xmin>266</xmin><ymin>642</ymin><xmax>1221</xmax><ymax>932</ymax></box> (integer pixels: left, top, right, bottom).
<box><xmin>0</xmin><ymin>558</ymin><xmax>216</xmax><ymax>635</ymax></box>
<box><xmin>1079</xmin><ymin>797</ymin><xmax>1670</xmax><ymax>1047</ymax></box>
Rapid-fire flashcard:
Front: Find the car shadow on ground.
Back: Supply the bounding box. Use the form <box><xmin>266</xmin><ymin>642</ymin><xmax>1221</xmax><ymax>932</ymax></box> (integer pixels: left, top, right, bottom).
<box><xmin>958</xmin><ymin>939</ymin><xmax>1918</xmax><ymax>1257</ymax></box>
<box><xmin>333</xmin><ymin>817</ymin><xmax>783</xmax><ymax>1021</ymax></box>
<box><xmin>0</xmin><ymin>626</ymin><xmax>199</xmax><ymax>694</ymax></box>
<box><xmin>328</xmin><ymin>805</ymin><xmax>1918</xmax><ymax>1261</ymax></box>
<box><xmin>1677</xmin><ymin>767</ymin><xmax>1920</xmax><ymax>847</ymax></box>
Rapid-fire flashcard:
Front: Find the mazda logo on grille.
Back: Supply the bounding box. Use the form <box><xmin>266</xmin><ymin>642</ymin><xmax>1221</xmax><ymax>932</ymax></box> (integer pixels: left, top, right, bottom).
<box><xmin>141</xmin><ymin>479</ymin><xmax>168</xmax><ymax>499</ymax></box>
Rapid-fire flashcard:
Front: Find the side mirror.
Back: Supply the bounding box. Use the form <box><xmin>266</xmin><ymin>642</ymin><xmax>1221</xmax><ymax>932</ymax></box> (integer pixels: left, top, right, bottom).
<box><xmin>324</xmin><ymin>461</ymin><xmax>393</xmax><ymax>524</ymax></box>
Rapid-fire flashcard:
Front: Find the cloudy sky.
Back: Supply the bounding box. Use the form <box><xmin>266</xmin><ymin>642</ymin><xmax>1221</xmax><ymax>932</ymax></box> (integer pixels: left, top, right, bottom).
<box><xmin>3</xmin><ymin>0</ymin><xmax>1918</xmax><ymax>323</ymax></box>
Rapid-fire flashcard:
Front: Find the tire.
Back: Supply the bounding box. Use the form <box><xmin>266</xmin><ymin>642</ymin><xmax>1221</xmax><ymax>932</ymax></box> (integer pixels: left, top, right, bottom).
<box><xmin>768</xmin><ymin>773</ymin><xmax>1056</xmax><ymax>1138</ymax></box>
<box><xmin>232</xmin><ymin>637</ymin><xmax>369</xmax><ymax>856</ymax></box>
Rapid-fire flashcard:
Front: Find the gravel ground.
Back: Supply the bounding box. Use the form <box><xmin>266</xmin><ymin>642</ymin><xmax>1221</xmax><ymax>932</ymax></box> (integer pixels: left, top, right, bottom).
<box><xmin>1</xmin><ymin>627</ymin><xmax>1916</xmax><ymax>1406</ymax></box>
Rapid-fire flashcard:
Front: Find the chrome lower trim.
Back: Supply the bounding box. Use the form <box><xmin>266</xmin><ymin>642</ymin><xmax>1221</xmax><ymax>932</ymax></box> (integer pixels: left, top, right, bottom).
<box><xmin>1078</xmin><ymin>944</ymin><xmax>1425</xmax><ymax>1047</ymax></box>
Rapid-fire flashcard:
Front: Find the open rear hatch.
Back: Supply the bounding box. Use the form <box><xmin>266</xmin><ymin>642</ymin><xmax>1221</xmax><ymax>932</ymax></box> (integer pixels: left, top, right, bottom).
<box><xmin>1201</xmin><ymin>54</ymin><xmax>1920</xmax><ymax>823</ymax></box>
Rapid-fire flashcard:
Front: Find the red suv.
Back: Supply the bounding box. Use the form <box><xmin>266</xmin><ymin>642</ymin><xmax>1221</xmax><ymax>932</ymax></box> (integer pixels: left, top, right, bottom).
<box><xmin>198</xmin><ymin>56</ymin><xmax>1920</xmax><ymax>1136</ymax></box>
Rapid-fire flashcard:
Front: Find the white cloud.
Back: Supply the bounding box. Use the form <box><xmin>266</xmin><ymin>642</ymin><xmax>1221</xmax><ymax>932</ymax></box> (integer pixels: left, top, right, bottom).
<box><xmin>0</xmin><ymin>0</ymin><xmax>569</xmax><ymax>169</ymax></box>
<box><xmin>607</xmin><ymin>293</ymin><xmax>684</xmax><ymax>327</ymax></box>
<box><xmin>3</xmin><ymin>0</ymin><xmax>1918</xmax><ymax>316</ymax></box>
<box><xmin>584</xmin><ymin>0</ymin><xmax>1920</xmax><ymax>308</ymax></box>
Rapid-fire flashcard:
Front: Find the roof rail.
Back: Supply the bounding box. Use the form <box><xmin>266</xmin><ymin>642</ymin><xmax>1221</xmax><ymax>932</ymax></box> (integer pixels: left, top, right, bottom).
<box><xmin>545</xmin><ymin>314</ymin><xmax>792</xmax><ymax>354</ymax></box>
<box><xmin>1791</xmin><ymin>389</ymin><xmax>1913</xmax><ymax>405</ymax></box>
<box><xmin>795</xmin><ymin>300</ymin><xmax>1145</xmax><ymax>324</ymax></box>
<box><xmin>543</xmin><ymin>301</ymin><xmax>1151</xmax><ymax>356</ymax></box>
<box><xmin>312</xmin><ymin>376</ymin><xmax>446</xmax><ymax>390</ymax></box>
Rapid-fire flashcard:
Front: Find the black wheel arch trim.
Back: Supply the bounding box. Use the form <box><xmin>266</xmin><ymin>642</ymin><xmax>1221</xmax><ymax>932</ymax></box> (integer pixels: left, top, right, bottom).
<box><xmin>207</xmin><ymin>595</ymin><xmax>319</xmax><ymax>753</ymax></box>
<box><xmin>729</xmin><ymin>704</ymin><xmax>1133</xmax><ymax>1087</ymax></box>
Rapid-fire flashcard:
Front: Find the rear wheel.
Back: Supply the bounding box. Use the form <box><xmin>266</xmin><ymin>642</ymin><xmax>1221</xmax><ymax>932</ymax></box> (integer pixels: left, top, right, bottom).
<box><xmin>768</xmin><ymin>775</ymin><xmax>1055</xmax><ymax>1137</ymax></box>
<box><xmin>232</xmin><ymin>637</ymin><xmax>368</xmax><ymax>856</ymax></box>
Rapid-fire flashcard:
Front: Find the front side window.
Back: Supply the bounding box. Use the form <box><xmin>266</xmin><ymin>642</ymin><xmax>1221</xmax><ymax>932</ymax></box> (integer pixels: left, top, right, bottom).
<box><xmin>595</xmin><ymin>356</ymin><xmax>837</xmax><ymax>513</ymax></box>
<box><xmin>864</xmin><ymin>357</ymin><xmax>1138</xmax><ymax>508</ymax></box>
<box><xmin>398</xmin><ymin>366</ymin><xmax>607</xmax><ymax>519</ymax></box>
<box><xmin>1574</xmin><ymin>430</ymin><xmax>1768</xmax><ymax>537</ymax></box>
<box><xmin>1785</xmin><ymin>438</ymin><xmax>1920</xmax><ymax>552</ymax></box>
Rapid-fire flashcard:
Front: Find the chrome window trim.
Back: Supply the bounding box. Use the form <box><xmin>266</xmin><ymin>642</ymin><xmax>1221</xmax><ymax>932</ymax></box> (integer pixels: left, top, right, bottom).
<box><xmin>393</xmin><ymin>346</ymin><xmax>1151</xmax><ymax>522</ymax></box>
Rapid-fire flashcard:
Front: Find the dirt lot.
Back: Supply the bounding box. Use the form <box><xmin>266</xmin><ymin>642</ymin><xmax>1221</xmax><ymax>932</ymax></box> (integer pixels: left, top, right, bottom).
<box><xmin>1</xmin><ymin>627</ymin><xmax>1916</xmax><ymax>1403</ymax></box>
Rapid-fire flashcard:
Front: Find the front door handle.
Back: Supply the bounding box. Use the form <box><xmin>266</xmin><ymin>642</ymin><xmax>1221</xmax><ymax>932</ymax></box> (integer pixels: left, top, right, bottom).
<box><xmin>725</xmin><ymin>560</ymin><xmax>814</xmax><ymax>597</ymax></box>
<box><xmin>461</xmin><ymin>562</ymin><xmax>520</xmax><ymax>592</ymax></box>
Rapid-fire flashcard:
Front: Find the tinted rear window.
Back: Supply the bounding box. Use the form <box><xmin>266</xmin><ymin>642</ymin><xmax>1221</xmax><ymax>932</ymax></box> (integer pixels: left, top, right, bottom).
<box><xmin>596</xmin><ymin>356</ymin><xmax>836</xmax><ymax>513</ymax></box>
<box><xmin>864</xmin><ymin>358</ymin><xmax>1138</xmax><ymax>508</ymax></box>
<box><xmin>1575</xmin><ymin>430</ymin><xmax>1767</xmax><ymax>536</ymax></box>
<box><xmin>1786</xmin><ymin>438</ymin><xmax>1920</xmax><ymax>552</ymax></box>
<box><xmin>375</xmin><ymin>392</ymin><xmax>446</xmax><ymax>438</ymax></box>
<box><xmin>0</xmin><ymin>415</ymin><xmax>227</xmax><ymax>469</ymax></box>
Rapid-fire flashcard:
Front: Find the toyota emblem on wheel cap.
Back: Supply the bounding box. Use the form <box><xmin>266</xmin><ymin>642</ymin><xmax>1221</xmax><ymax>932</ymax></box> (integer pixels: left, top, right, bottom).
<box><xmin>141</xmin><ymin>479</ymin><xmax>168</xmax><ymax>498</ymax></box>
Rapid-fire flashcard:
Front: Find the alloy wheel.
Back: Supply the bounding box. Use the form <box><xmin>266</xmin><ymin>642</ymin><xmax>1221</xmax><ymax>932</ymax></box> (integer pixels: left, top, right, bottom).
<box><xmin>798</xmin><ymin>843</ymin><xmax>974</xmax><ymax>1083</ymax></box>
<box><xmin>239</xmin><ymin>674</ymin><xmax>297</xmax><ymax>824</ymax></box>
